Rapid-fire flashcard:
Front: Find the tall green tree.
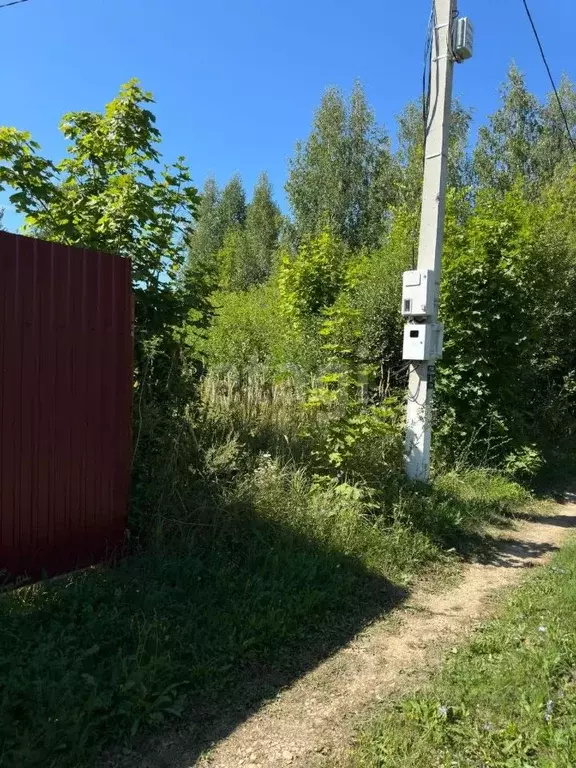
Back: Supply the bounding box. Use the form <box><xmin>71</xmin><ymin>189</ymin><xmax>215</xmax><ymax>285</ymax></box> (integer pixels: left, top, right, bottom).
<box><xmin>188</xmin><ymin>173</ymin><xmax>256</xmax><ymax>291</ymax></box>
<box><xmin>474</xmin><ymin>67</ymin><xmax>576</xmax><ymax>192</ymax></box>
<box><xmin>535</xmin><ymin>74</ymin><xmax>576</xmax><ymax>181</ymax></box>
<box><xmin>286</xmin><ymin>81</ymin><xmax>396</xmax><ymax>249</ymax></box>
<box><xmin>0</xmin><ymin>82</ymin><xmax>198</xmax><ymax>284</ymax></box>
<box><xmin>216</xmin><ymin>225</ymin><xmax>251</xmax><ymax>292</ymax></box>
<box><xmin>287</xmin><ymin>87</ymin><xmax>346</xmax><ymax>242</ymax></box>
<box><xmin>208</xmin><ymin>173</ymin><xmax>281</xmax><ymax>292</ymax></box>
<box><xmin>473</xmin><ymin>64</ymin><xmax>541</xmax><ymax>191</ymax></box>
<box><xmin>0</xmin><ymin>78</ymin><xmax>210</xmax><ymax>406</ymax></box>
<box><xmin>244</xmin><ymin>172</ymin><xmax>281</xmax><ymax>285</ymax></box>
<box><xmin>203</xmin><ymin>174</ymin><xmax>249</xmax><ymax>289</ymax></box>
<box><xmin>188</xmin><ymin>176</ymin><xmax>223</xmax><ymax>270</ymax></box>
<box><xmin>218</xmin><ymin>173</ymin><xmax>247</xmax><ymax>231</ymax></box>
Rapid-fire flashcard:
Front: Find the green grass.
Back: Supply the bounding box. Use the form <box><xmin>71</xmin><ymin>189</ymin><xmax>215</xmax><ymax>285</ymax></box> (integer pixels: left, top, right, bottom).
<box><xmin>0</xmin><ymin>464</ymin><xmax>530</xmax><ymax>768</ymax></box>
<box><xmin>354</xmin><ymin>532</ymin><xmax>576</xmax><ymax>768</ymax></box>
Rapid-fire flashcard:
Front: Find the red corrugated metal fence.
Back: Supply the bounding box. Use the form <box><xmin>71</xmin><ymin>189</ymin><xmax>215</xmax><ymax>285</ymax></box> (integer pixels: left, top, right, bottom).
<box><xmin>0</xmin><ymin>232</ymin><xmax>133</xmax><ymax>580</ymax></box>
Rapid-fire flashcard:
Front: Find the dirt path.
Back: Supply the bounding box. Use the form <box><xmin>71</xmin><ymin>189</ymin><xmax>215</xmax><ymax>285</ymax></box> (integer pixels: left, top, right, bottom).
<box><xmin>129</xmin><ymin>500</ymin><xmax>576</xmax><ymax>768</ymax></box>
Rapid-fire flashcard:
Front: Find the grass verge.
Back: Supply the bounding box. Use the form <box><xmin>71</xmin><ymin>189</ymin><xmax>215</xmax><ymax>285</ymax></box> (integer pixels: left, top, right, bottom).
<box><xmin>0</xmin><ymin>466</ymin><xmax>529</xmax><ymax>768</ymax></box>
<box><xmin>354</xmin><ymin>526</ymin><xmax>576</xmax><ymax>767</ymax></box>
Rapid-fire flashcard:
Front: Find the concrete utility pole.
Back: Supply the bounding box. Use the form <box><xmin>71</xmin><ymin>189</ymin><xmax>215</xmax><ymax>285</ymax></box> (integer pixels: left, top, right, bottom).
<box><xmin>402</xmin><ymin>0</ymin><xmax>473</xmax><ymax>481</ymax></box>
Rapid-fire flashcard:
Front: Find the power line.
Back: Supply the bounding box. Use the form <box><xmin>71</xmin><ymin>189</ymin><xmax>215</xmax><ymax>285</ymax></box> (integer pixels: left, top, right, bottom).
<box><xmin>0</xmin><ymin>0</ymin><xmax>29</xmax><ymax>8</ymax></box>
<box><xmin>520</xmin><ymin>0</ymin><xmax>576</xmax><ymax>154</ymax></box>
<box><xmin>422</xmin><ymin>2</ymin><xmax>434</xmax><ymax>143</ymax></box>
<box><xmin>416</xmin><ymin>3</ymin><xmax>436</xmax><ymax>270</ymax></box>
<box><xmin>423</xmin><ymin>3</ymin><xmax>458</xmax><ymax>148</ymax></box>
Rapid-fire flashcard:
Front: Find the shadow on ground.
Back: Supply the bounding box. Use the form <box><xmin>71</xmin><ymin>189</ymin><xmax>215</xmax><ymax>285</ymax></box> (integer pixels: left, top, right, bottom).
<box><xmin>455</xmin><ymin>504</ymin><xmax>576</xmax><ymax>570</ymax></box>
<box><xmin>520</xmin><ymin>514</ymin><xmax>576</xmax><ymax>529</ymax></box>
<box><xmin>0</xmin><ymin>509</ymin><xmax>407</xmax><ymax>768</ymax></box>
<box><xmin>103</xmin><ymin>489</ymin><xmax>573</xmax><ymax>768</ymax></box>
<box><xmin>101</xmin><ymin>522</ymin><xmax>407</xmax><ymax>768</ymax></box>
<box><xmin>7</xmin><ymin>479</ymin><xmax>573</xmax><ymax>768</ymax></box>
<box><xmin>472</xmin><ymin>537</ymin><xmax>560</xmax><ymax>568</ymax></box>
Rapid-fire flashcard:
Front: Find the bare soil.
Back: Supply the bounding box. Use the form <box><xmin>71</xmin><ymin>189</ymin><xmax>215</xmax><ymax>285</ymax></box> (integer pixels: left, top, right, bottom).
<box><xmin>115</xmin><ymin>499</ymin><xmax>576</xmax><ymax>768</ymax></box>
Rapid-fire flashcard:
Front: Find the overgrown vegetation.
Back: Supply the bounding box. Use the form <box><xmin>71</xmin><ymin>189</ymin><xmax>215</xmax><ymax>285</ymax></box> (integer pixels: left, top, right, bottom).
<box><xmin>199</xmin><ymin>67</ymin><xmax>576</xmax><ymax>473</ymax></box>
<box><xmin>0</xmin><ymin>466</ymin><xmax>528</xmax><ymax>768</ymax></box>
<box><xmin>354</xmin><ymin>536</ymin><xmax>576</xmax><ymax>767</ymax></box>
<box><xmin>0</xmin><ymin>61</ymin><xmax>574</xmax><ymax>767</ymax></box>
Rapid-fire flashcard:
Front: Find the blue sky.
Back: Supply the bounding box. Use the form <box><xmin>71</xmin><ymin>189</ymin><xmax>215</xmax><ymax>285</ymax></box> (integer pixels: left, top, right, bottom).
<box><xmin>1</xmin><ymin>0</ymin><xmax>574</xmax><ymax>230</ymax></box>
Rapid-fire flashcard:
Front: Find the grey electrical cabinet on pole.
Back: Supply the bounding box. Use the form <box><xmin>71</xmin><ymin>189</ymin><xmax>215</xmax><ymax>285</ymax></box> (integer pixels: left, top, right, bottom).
<box><xmin>403</xmin><ymin>1</ymin><xmax>473</xmax><ymax>482</ymax></box>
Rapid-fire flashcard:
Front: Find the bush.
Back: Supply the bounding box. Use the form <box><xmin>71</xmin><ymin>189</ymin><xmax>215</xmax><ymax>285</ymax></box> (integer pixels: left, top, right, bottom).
<box><xmin>278</xmin><ymin>230</ymin><xmax>350</xmax><ymax>321</ymax></box>
<box><xmin>202</xmin><ymin>283</ymin><xmax>322</xmax><ymax>380</ymax></box>
<box><xmin>437</xmin><ymin>179</ymin><xmax>576</xmax><ymax>467</ymax></box>
<box><xmin>347</xmin><ymin>212</ymin><xmax>414</xmax><ymax>394</ymax></box>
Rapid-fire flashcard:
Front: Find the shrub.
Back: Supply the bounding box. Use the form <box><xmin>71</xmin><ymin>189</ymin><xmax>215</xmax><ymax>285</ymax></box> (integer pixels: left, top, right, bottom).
<box><xmin>278</xmin><ymin>230</ymin><xmax>349</xmax><ymax>322</ymax></box>
<box><xmin>437</xmin><ymin>179</ymin><xmax>576</xmax><ymax>466</ymax></box>
<box><xmin>202</xmin><ymin>283</ymin><xmax>322</xmax><ymax>381</ymax></box>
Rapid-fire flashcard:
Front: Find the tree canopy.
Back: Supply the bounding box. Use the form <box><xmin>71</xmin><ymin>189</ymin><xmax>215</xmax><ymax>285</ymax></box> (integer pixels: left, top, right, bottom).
<box><xmin>286</xmin><ymin>81</ymin><xmax>396</xmax><ymax>249</ymax></box>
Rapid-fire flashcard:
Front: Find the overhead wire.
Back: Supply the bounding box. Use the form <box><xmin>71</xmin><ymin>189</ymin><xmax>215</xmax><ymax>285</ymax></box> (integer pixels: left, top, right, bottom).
<box><xmin>422</xmin><ymin>3</ymin><xmax>434</xmax><ymax>147</ymax></box>
<box><xmin>448</xmin><ymin>5</ymin><xmax>459</xmax><ymax>63</ymax></box>
<box><xmin>416</xmin><ymin>2</ymin><xmax>436</xmax><ymax>270</ymax></box>
<box><xmin>0</xmin><ymin>0</ymin><xmax>29</xmax><ymax>8</ymax></box>
<box><xmin>423</xmin><ymin>2</ymin><xmax>458</xmax><ymax>145</ymax></box>
<box><xmin>520</xmin><ymin>0</ymin><xmax>576</xmax><ymax>154</ymax></box>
